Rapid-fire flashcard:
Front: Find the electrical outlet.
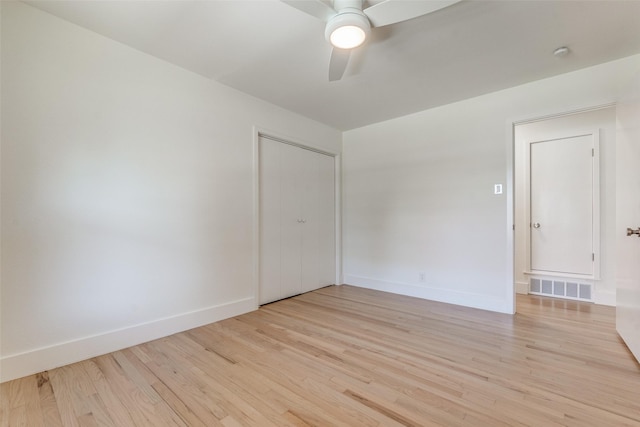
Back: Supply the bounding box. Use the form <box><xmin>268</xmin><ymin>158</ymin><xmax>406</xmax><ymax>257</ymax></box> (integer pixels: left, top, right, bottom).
<box><xmin>419</xmin><ymin>272</ymin><xmax>426</xmax><ymax>282</ymax></box>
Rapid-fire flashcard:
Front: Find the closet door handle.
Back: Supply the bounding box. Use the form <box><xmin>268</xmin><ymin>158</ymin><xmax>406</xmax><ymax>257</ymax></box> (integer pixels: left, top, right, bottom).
<box><xmin>627</xmin><ymin>227</ymin><xmax>640</xmax><ymax>237</ymax></box>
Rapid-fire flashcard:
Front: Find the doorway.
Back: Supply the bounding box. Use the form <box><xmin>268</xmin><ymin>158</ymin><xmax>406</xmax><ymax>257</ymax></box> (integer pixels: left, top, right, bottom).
<box><xmin>514</xmin><ymin>106</ymin><xmax>617</xmax><ymax>306</ymax></box>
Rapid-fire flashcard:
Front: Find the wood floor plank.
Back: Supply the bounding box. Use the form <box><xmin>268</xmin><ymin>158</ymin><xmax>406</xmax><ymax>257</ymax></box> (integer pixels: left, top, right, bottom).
<box><xmin>2</xmin><ymin>287</ymin><xmax>640</xmax><ymax>426</ymax></box>
<box><xmin>0</xmin><ymin>383</ymin><xmax>9</xmax><ymax>427</ymax></box>
<box><xmin>12</xmin><ymin>376</ymin><xmax>45</xmax><ymax>427</ymax></box>
<box><xmin>137</xmin><ymin>341</ymin><xmax>228</xmax><ymax>426</ymax></box>
<box><xmin>35</xmin><ymin>372</ymin><xmax>64</xmax><ymax>427</ymax></box>
<box><xmin>92</xmin><ymin>353</ymin><xmax>181</xmax><ymax>426</ymax></box>
<box><xmin>80</xmin><ymin>359</ymin><xmax>137</xmax><ymax>427</ymax></box>
<box><xmin>48</xmin><ymin>367</ymin><xmax>82</xmax><ymax>427</ymax></box>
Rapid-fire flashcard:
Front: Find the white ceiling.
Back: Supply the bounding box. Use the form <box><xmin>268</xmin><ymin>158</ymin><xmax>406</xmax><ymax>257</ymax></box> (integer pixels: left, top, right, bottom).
<box><xmin>25</xmin><ymin>0</ymin><xmax>640</xmax><ymax>130</ymax></box>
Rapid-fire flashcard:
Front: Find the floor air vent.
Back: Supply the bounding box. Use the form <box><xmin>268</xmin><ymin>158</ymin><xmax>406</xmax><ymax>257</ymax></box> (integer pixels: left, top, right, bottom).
<box><xmin>530</xmin><ymin>278</ymin><xmax>592</xmax><ymax>302</ymax></box>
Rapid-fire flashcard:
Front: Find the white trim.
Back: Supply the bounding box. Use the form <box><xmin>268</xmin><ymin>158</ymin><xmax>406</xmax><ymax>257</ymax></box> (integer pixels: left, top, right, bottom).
<box><xmin>505</xmin><ymin>118</ymin><xmax>516</xmax><ymax>314</ymax></box>
<box><xmin>522</xmin><ymin>270</ymin><xmax>596</xmax><ymax>280</ymax></box>
<box><xmin>515</xmin><ymin>281</ymin><xmax>529</xmax><ymax>294</ymax></box>
<box><xmin>512</xmin><ymin>103</ymin><xmax>616</xmax><ymax>126</ymax></box>
<box><xmin>334</xmin><ymin>154</ymin><xmax>343</xmax><ymax>287</ymax></box>
<box><xmin>344</xmin><ymin>275</ymin><xmax>512</xmax><ymax>314</ymax></box>
<box><xmin>595</xmin><ymin>290</ymin><xmax>616</xmax><ymax>306</ymax></box>
<box><xmin>252</xmin><ymin>127</ymin><xmax>342</xmax><ymax>304</ymax></box>
<box><xmin>0</xmin><ymin>297</ymin><xmax>255</xmax><ymax>383</ymax></box>
<box><xmin>592</xmin><ymin>130</ymin><xmax>601</xmax><ymax>280</ymax></box>
<box><xmin>252</xmin><ymin>129</ymin><xmax>261</xmax><ymax>309</ymax></box>
<box><xmin>256</xmin><ymin>129</ymin><xmax>338</xmax><ymax>157</ymax></box>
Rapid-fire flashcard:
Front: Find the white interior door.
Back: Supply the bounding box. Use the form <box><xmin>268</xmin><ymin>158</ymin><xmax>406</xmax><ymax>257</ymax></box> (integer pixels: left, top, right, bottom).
<box><xmin>616</xmin><ymin>74</ymin><xmax>640</xmax><ymax>363</ymax></box>
<box><xmin>530</xmin><ymin>134</ymin><xmax>595</xmax><ymax>276</ymax></box>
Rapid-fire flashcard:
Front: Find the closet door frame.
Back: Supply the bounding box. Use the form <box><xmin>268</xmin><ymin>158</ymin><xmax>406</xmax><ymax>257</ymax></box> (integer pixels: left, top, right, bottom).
<box><xmin>252</xmin><ymin>128</ymin><xmax>341</xmax><ymax>307</ymax></box>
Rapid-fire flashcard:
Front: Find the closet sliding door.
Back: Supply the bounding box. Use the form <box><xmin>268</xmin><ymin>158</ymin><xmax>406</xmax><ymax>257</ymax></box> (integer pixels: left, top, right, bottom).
<box><xmin>259</xmin><ymin>136</ymin><xmax>335</xmax><ymax>305</ymax></box>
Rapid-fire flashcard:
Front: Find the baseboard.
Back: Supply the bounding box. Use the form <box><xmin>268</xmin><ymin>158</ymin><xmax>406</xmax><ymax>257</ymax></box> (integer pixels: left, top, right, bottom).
<box><xmin>594</xmin><ymin>290</ymin><xmax>616</xmax><ymax>306</ymax></box>
<box><xmin>343</xmin><ymin>275</ymin><xmax>511</xmax><ymax>314</ymax></box>
<box><xmin>0</xmin><ymin>297</ymin><xmax>256</xmax><ymax>383</ymax></box>
<box><xmin>515</xmin><ymin>281</ymin><xmax>529</xmax><ymax>294</ymax></box>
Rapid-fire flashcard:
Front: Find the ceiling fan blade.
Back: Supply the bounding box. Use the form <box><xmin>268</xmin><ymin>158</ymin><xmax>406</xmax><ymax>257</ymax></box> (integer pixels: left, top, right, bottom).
<box><xmin>281</xmin><ymin>0</ymin><xmax>336</xmax><ymax>21</ymax></box>
<box><xmin>364</xmin><ymin>0</ymin><xmax>461</xmax><ymax>27</ymax></box>
<box><xmin>328</xmin><ymin>48</ymin><xmax>351</xmax><ymax>81</ymax></box>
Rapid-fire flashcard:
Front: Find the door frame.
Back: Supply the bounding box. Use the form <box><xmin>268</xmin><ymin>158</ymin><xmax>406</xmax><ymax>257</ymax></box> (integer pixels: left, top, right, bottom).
<box><xmin>252</xmin><ymin>127</ymin><xmax>342</xmax><ymax>308</ymax></box>
<box><xmin>523</xmin><ymin>129</ymin><xmax>601</xmax><ymax>280</ymax></box>
<box><xmin>508</xmin><ymin>103</ymin><xmax>615</xmax><ymax>313</ymax></box>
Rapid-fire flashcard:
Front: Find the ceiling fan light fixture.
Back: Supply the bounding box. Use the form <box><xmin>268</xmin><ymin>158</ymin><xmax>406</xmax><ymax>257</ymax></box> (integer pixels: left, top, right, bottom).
<box><xmin>325</xmin><ymin>10</ymin><xmax>370</xmax><ymax>49</ymax></box>
<box><xmin>330</xmin><ymin>25</ymin><xmax>366</xmax><ymax>49</ymax></box>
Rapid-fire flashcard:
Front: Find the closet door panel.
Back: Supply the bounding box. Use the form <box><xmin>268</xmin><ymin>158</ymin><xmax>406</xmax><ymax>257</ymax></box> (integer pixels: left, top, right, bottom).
<box><xmin>300</xmin><ymin>149</ymin><xmax>321</xmax><ymax>293</ymax></box>
<box><xmin>259</xmin><ymin>138</ymin><xmax>283</xmax><ymax>304</ymax></box>
<box><xmin>301</xmin><ymin>150</ymin><xmax>335</xmax><ymax>293</ymax></box>
<box><xmin>279</xmin><ymin>143</ymin><xmax>303</xmax><ymax>299</ymax></box>
<box><xmin>317</xmin><ymin>152</ymin><xmax>336</xmax><ymax>287</ymax></box>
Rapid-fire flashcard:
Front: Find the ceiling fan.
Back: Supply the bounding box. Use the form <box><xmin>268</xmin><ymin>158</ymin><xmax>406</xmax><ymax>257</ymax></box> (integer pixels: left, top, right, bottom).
<box><xmin>282</xmin><ymin>0</ymin><xmax>461</xmax><ymax>81</ymax></box>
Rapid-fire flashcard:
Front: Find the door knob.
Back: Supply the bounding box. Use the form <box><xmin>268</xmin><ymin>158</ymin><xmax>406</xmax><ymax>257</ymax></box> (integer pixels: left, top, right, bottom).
<box><xmin>532</xmin><ymin>222</ymin><xmax>541</xmax><ymax>229</ymax></box>
<box><xmin>626</xmin><ymin>227</ymin><xmax>640</xmax><ymax>237</ymax></box>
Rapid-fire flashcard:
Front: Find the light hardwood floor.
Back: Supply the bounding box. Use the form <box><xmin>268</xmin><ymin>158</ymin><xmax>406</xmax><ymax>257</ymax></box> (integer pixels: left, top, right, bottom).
<box><xmin>2</xmin><ymin>285</ymin><xmax>640</xmax><ymax>426</ymax></box>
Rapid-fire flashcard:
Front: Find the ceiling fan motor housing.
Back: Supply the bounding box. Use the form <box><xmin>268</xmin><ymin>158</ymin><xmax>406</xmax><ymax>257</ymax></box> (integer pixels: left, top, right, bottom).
<box><xmin>333</xmin><ymin>0</ymin><xmax>365</xmax><ymax>11</ymax></box>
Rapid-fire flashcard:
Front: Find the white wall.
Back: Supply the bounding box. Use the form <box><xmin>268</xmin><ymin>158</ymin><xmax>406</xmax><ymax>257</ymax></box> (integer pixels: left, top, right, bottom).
<box><xmin>343</xmin><ymin>54</ymin><xmax>640</xmax><ymax>314</ymax></box>
<box><xmin>514</xmin><ymin>107</ymin><xmax>617</xmax><ymax>305</ymax></box>
<box><xmin>0</xmin><ymin>1</ymin><xmax>341</xmax><ymax>382</ymax></box>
